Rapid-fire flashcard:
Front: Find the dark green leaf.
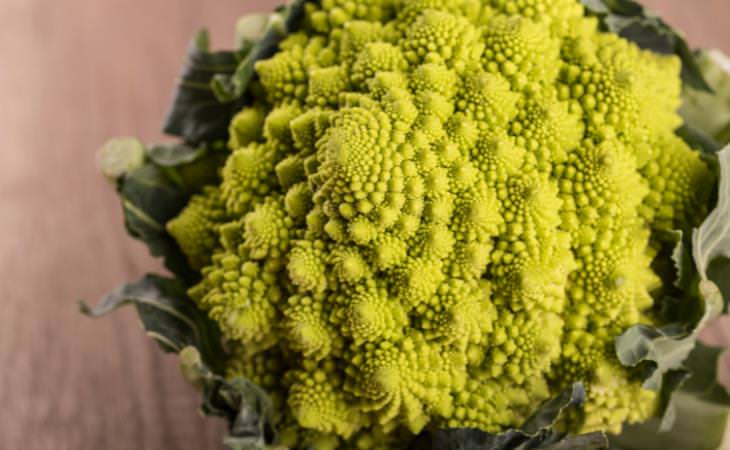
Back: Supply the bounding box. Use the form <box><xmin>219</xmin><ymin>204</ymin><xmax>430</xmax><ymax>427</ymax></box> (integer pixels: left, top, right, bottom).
<box><xmin>615</xmin><ymin>280</ymin><xmax>722</xmax><ymax>392</ymax></box>
<box><xmin>409</xmin><ymin>384</ymin><xmax>607</xmax><ymax>450</ymax></box>
<box><xmin>579</xmin><ymin>0</ymin><xmax>609</xmax><ymax>14</ymax></box>
<box><xmin>173</xmin><ymin>148</ymin><xmax>227</xmax><ymax>192</ymax></box>
<box><xmin>145</xmin><ymin>142</ymin><xmax>225</xmax><ymax>193</ymax></box>
<box><xmin>211</xmin><ymin>0</ymin><xmax>307</xmax><ymax>103</ymax></box>
<box><xmin>80</xmin><ymin>275</ymin><xmax>225</xmax><ymax>372</ymax></box>
<box><xmin>656</xmin><ymin>368</ymin><xmax>691</xmax><ymax>431</ymax></box>
<box><xmin>606</xmin><ymin>16</ymin><xmax>672</xmax><ymax>54</ymax></box>
<box><xmin>615</xmin><ymin>147</ymin><xmax>729</xmax><ymax>393</ymax></box>
<box><xmin>119</xmin><ymin>164</ymin><xmax>197</xmax><ymax>281</ymax></box>
<box><xmin>522</xmin><ymin>384</ymin><xmax>585</xmax><ymax>434</ymax></box>
<box><xmin>409</xmin><ymin>429</ymin><xmax>537</xmax><ymax>450</ymax></box>
<box><xmin>678</xmin><ymin>342</ymin><xmax>730</xmax><ymax>406</ymax></box>
<box><xmin>680</xmin><ymin>50</ymin><xmax>730</xmax><ymax>149</ymax></box>
<box><xmin>611</xmin><ymin>343</ymin><xmax>730</xmax><ymax>449</ymax></box>
<box><xmin>675</xmin><ymin>37</ymin><xmax>714</xmax><ymax>94</ymax></box>
<box><xmin>670</xmin><ymin>231</ymin><xmax>700</xmax><ymax>296</ymax></box>
<box><xmin>610</xmin><ymin>403</ymin><xmax>729</xmax><ymax>450</ymax></box>
<box><xmin>716</xmin><ymin>123</ymin><xmax>730</xmax><ymax>146</ymax></box>
<box><xmin>104</xmin><ymin>136</ymin><xmax>221</xmax><ymax>281</ymax></box>
<box><xmin>614</xmin><ymin>146</ymin><xmax>730</xmax><ymax>432</ymax></box>
<box><xmin>540</xmin><ymin>434</ymin><xmax>609</xmax><ymax>450</ymax></box>
<box><xmin>693</xmin><ymin>146</ymin><xmax>730</xmax><ymax>283</ymax></box>
<box><xmin>676</xmin><ymin>124</ymin><xmax>723</xmax><ymax>154</ymax></box>
<box><xmin>707</xmin><ymin>257</ymin><xmax>730</xmax><ymax>310</ymax></box>
<box><xmin>586</xmin><ymin>0</ymin><xmax>643</xmax><ymax>16</ymax></box>
<box><xmin>409</xmin><ymin>429</ymin><xmax>607</xmax><ymax>450</ymax></box>
<box><xmin>163</xmin><ymin>29</ymin><xmax>241</xmax><ymax>144</ymax></box>
<box><xmin>146</xmin><ymin>143</ymin><xmax>205</xmax><ymax>167</ymax></box>
<box><xmin>180</xmin><ymin>347</ymin><xmax>276</xmax><ymax>450</ymax></box>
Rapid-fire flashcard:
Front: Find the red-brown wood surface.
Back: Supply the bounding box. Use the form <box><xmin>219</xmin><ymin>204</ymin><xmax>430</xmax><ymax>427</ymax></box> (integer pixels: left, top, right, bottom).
<box><xmin>0</xmin><ymin>1</ymin><xmax>728</xmax><ymax>449</ymax></box>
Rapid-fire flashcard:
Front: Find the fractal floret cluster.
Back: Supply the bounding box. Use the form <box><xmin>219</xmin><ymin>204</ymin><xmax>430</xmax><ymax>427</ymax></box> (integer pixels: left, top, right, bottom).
<box><xmin>165</xmin><ymin>0</ymin><xmax>714</xmax><ymax>447</ymax></box>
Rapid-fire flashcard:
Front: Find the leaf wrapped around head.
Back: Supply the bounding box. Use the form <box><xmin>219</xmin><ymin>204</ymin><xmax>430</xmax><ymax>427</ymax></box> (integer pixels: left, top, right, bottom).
<box><xmin>163</xmin><ymin>30</ymin><xmax>242</xmax><ymax>144</ymax></box>
<box><xmin>80</xmin><ymin>274</ymin><xmax>226</xmax><ymax>372</ymax></box>
<box><xmin>614</xmin><ymin>145</ymin><xmax>730</xmax><ymax>438</ymax></box>
<box><xmin>211</xmin><ymin>0</ymin><xmax>309</xmax><ymax>103</ymax></box>
<box><xmin>97</xmin><ymin>138</ymin><xmax>226</xmax><ymax>282</ymax></box>
<box><xmin>180</xmin><ymin>347</ymin><xmax>277</xmax><ymax>450</ymax></box>
<box><xmin>610</xmin><ymin>343</ymin><xmax>730</xmax><ymax>449</ymax></box>
<box><xmin>408</xmin><ymin>384</ymin><xmax>608</xmax><ymax>450</ymax></box>
<box><xmin>693</xmin><ymin>147</ymin><xmax>730</xmax><ymax>299</ymax></box>
<box><xmin>680</xmin><ymin>50</ymin><xmax>730</xmax><ymax>151</ymax></box>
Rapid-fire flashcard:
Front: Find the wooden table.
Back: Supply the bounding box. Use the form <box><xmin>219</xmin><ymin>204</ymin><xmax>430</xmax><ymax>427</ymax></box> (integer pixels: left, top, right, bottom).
<box><xmin>1</xmin><ymin>1</ymin><xmax>728</xmax><ymax>449</ymax></box>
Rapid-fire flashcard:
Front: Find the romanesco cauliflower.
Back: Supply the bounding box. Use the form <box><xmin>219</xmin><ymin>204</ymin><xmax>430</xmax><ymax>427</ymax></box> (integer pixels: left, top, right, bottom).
<box><xmin>166</xmin><ymin>0</ymin><xmax>715</xmax><ymax>447</ymax></box>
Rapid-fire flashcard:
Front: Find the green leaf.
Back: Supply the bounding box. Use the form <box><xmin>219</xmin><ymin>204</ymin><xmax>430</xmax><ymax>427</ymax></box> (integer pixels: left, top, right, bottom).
<box><xmin>211</xmin><ymin>0</ymin><xmax>307</xmax><ymax>103</ymax></box>
<box><xmin>163</xmin><ymin>29</ymin><xmax>242</xmax><ymax>144</ymax></box>
<box><xmin>522</xmin><ymin>384</ymin><xmax>586</xmax><ymax>434</ymax></box>
<box><xmin>615</xmin><ymin>145</ymin><xmax>730</xmax><ymax>393</ymax></box>
<box><xmin>408</xmin><ymin>384</ymin><xmax>608</xmax><ymax>450</ymax></box>
<box><xmin>80</xmin><ymin>275</ymin><xmax>225</xmax><ymax>372</ymax></box>
<box><xmin>580</xmin><ymin>0</ymin><xmax>713</xmax><ymax>92</ymax></box>
<box><xmin>146</xmin><ymin>143</ymin><xmax>205</xmax><ymax>167</ymax></box>
<box><xmin>693</xmin><ymin>146</ymin><xmax>730</xmax><ymax>283</ymax></box>
<box><xmin>605</xmin><ymin>15</ymin><xmax>672</xmax><ymax>53</ymax></box>
<box><xmin>681</xmin><ymin>50</ymin><xmax>730</xmax><ymax>149</ymax></box>
<box><xmin>613</xmin><ymin>144</ymin><xmax>730</xmax><ymax>440</ymax></box>
<box><xmin>180</xmin><ymin>347</ymin><xmax>276</xmax><ymax>450</ymax></box>
<box><xmin>119</xmin><ymin>164</ymin><xmax>197</xmax><ymax>281</ymax></box>
<box><xmin>707</xmin><ymin>257</ymin><xmax>730</xmax><ymax>309</ymax></box>
<box><xmin>615</xmin><ymin>280</ymin><xmax>722</xmax><ymax>391</ymax></box>
<box><xmin>610</xmin><ymin>400</ymin><xmax>730</xmax><ymax>450</ymax></box>
<box><xmin>652</xmin><ymin>334</ymin><xmax>730</xmax><ymax>432</ymax></box>
<box><xmin>98</xmin><ymin>135</ymin><xmax>224</xmax><ymax>282</ymax></box>
<box><xmin>671</xmin><ymin>231</ymin><xmax>699</xmax><ymax>294</ymax></box>
<box><xmin>677</xmin><ymin>342</ymin><xmax>730</xmax><ymax>406</ymax></box>
<box><xmin>676</xmin><ymin>38</ymin><xmax>715</xmax><ymax>94</ymax></box>
<box><xmin>676</xmin><ymin>124</ymin><xmax>723</xmax><ymax>154</ymax></box>
<box><xmin>408</xmin><ymin>429</ymin><xmax>607</xmax><ymax>450</ymax></box>
<box><xmin>539</xmin><ymin>435</ymin><xmax>609</xmax><ymax>450</ymax></box>
<box><xmin>113</xmin><ymin>139</ymin><xmax>223</xmax><ymax>281</ymax></box>
<box><xmin>610</xmin><ymin>343</ymin><xmax>730</xmax><ymax>449</ymax></box>
<box><xmin>580</xmin><ymin>0</ymin><xmax>609</xmax><ymax>14</ymax></box>
<box><xmin>598</xmin><ymin>0</ymin><xmax>642</xmax><ymax>16</ymax></box>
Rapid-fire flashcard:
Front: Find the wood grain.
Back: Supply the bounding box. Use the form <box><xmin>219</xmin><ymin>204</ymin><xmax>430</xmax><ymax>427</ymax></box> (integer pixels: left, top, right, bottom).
<box><xmin>0</xmin><ymin>1</ymin><xmax>728</xmax><ymax>449</ymax></box>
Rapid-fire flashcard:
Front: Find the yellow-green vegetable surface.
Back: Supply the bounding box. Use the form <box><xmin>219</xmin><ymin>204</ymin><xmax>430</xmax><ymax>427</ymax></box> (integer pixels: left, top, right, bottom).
<box><xmin>165</xmin><ymin>0</ymin><xmax>715</xmax><ymax>447</ymax></box>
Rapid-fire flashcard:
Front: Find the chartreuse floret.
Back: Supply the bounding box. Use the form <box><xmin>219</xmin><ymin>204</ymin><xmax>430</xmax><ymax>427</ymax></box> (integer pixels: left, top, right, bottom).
<box><xmin>166</xmin><ymin>186</ymin><xmax>228</xmax><ymax>270</ymax></box>
<box><xmin>166</xmin><ymin>0</ymin><xmax>716</xmax><ymax>447</ymax></box>
<box><xmin>640</xmin><ymin>134</ymin><xmax>716</xmax><ymax>231</ymax></box>
<box><xmin>485</xmin><ymin>0</ymin><xmax>583</xmax><ymax>25</ymax></box>
<box><xmin>482</xmin><ymin>14</ymin><xmax>560</xmax><ymax>90</ymax></box>
<box><xmin>228</xmin><ymin>106</ymin><xmax>266</xmax><ymax>150</ymax></box>
<box><xmin>577</xmin><ymin>362</ymin><xmax>658</xmax><ymax>435</ymax></box>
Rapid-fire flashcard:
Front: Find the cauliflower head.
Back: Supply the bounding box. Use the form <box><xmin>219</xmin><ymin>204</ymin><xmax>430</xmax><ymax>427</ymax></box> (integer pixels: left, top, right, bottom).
<box><xmin>166</xmin><ymin>0</ymin><xmax>715</xmax><ymax>447</ymax></box>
